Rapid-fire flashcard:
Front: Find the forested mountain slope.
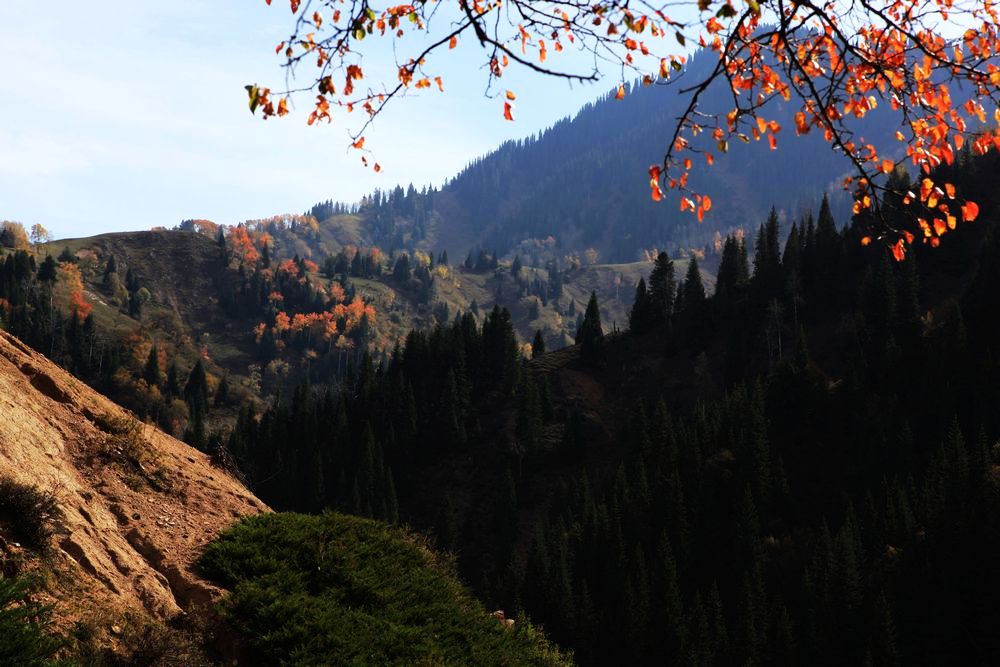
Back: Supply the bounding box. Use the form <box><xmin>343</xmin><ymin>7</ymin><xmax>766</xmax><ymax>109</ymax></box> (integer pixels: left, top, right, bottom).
<box><xmin>332</xmin><ymin>45</ymin><xmax>899</xmax><ymax>262</ymax></box>
<box><xmin>226</xmin><ymin>151</ymin><xmax>1000</xmax><ymax>665</ymax></box>
<box><xmin>0</xmin><ymin>324</ymin><xmax>568</xmax><ymax>665</ymax></box>
<box><xmin>17</xmin><ymin>226</ymin><xmax>713</xmax><ymax>453</ymax></box>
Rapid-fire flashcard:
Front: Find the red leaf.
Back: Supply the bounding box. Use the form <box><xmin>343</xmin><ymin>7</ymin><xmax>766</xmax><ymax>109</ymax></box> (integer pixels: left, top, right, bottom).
<box><xmin>961</xmin><ymin>200</ymin><xmax>980</xmax><ymax>222</ymax></box>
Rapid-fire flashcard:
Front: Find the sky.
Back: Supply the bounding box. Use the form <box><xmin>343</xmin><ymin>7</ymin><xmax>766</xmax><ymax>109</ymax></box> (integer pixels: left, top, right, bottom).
<box><xmin>0</xmin><ymin>2</ymin><xmax>607</xmax><ymax>239</ymax></box>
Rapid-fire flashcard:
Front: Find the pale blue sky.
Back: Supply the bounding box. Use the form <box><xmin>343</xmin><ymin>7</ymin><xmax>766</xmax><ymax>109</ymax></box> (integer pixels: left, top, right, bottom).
<box><xmin>0</xmin><ymin>2</ymin><xmax>608</xmax><ymax>239</ymax></box>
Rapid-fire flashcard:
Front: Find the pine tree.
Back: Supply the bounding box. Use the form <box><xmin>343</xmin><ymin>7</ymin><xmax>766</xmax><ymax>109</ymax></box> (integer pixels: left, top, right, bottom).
<box><xmin>715</xmin><ymin>236</ymin><xmax>749</xmax><ymax>305</ymax></box>
<box><xmin>37</xmin><ymin>256</ymin><xmax>57</xmax><ymax>284</ymax></box>
<box><xmin>215</xmin><ymin>372</ymin><xmax>230</xmax><ymax>407</ymax></box>
<box><xmin>532</xmin><ymin>329</ymin><xmax>546</xmax><ymax>357</ymax></box>
<box><xmin>629</xmin><ymin>277</ymin><xmax>654</xmax><ymax>333</ymax></box>
<box><xmin>576</xmin><ymin>291</ymin><xmax>604</xmax><ymax>363</ymax></box>
<box><xmin>681</xmin><ymin>256</ymin><xmax>706</xmax><ymax>309</ymax></box>
<box><xmin>184</xmin><ymin>359</ymin><xmax>210</xmax><ymax>423</ymax></box>
<box><xmin>143</xmin><ymin>345</ymin><xmax>161</xmax><ymax>387</ymax></box>
<box><xmin>648</xmin><ymin>252</ymin><xmax>676</xmax><ymax>325</ymax></box>
<box><xmin>165</xmin><ymin>361</ymin><xmax>181</xmax><ymax>398</ymax></box>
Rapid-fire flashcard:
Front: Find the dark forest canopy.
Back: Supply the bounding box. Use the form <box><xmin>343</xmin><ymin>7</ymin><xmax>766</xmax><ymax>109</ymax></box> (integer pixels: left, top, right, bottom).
<box><xmin>222</xmin><ymin>151</ymin><xmax>1000</xmax><ymax>664</ymax></box>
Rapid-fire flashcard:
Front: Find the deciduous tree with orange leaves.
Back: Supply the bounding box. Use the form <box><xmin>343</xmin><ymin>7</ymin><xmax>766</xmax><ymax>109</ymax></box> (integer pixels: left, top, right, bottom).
<box><xmin>251</xmin><ymin>0</ymin><xmax>999</xmax><ymax>258</ymax></box>
<box><xmin>53</xmin><ymin>262</ymin><xmax>92</xmax><ymax>320</ymax></box>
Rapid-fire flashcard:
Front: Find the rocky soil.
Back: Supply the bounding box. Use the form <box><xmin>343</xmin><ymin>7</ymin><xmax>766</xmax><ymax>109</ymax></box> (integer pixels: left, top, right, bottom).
<box><xmin>0</xmin><ymin>329</ymin><xmax>266</xmax><ymax>642</ymax></box>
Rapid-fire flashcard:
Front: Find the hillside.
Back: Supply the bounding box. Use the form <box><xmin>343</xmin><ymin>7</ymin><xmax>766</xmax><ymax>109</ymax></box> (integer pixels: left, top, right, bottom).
<box><xmin>49</xmin><ymin>230</ymin><xmax>255</xmax><ymax>381</ymax></box>
<box><xmin>44</xmin><ymin>229</ymin><xmax>714</xmax><ymax>410</ymax></box>
<box><xmin>223</xmin><ymin>150</ymin><xmax>1000</xmax><ymax>664</ymax></box>
<box><xmin>0</xmin><ymin>324</ymin><xmax>571</xmax><ymax>664</ymax></box>
<box><xmin>0</xmin><ymin>327</ymin><xmax>266</xmax><ymax>653</ymax></box>
<box><xmin>301</xmin><ymin>47</ymin><xmax>899</xmax><ymax>263</ymax></box>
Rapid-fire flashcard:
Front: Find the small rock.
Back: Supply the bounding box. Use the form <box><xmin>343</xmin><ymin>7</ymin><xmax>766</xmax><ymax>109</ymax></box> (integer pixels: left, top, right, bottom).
<box><xmin>132</xmin><ymin>513</ymin><xmax>141</xmax><ymax>520</ymax></box>
<box><xmin>110</xmin><ymin>624</ymin><xmax>122</xmax><ymax>636</ymax></box>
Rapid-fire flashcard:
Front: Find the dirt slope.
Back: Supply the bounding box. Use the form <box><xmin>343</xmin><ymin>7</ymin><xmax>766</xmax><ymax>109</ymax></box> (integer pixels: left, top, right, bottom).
<box><xmin>0</xmin><ymin>329</ymin><xmax>266</xmax><ymax>631</ymax></box>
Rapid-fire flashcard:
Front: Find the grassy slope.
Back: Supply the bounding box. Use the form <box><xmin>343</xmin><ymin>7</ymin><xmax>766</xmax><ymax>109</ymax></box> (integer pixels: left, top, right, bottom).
<box><xmin>198</xmin><ymin>512</ymin><xmax>571</xmax><ymax>666</ymax></box>
<box><xmin>47</xmin><ymin>231</ymin><xmax>252</xmax><ymax>372</ymax></box>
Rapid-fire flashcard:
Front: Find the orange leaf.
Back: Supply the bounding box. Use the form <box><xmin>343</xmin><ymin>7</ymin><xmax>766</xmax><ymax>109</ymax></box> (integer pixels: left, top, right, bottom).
<box><xmin>352</xmin><ymin>137</ymin><xmax>365</xmax><ymax>149</ymax></box>
<box><xmin>880</xmin><ymin>159</ymin><xmax>894</xmax><ymax>174</ymax></box>
<box><xmin>449</xmin><ymin>35</ymin><xmax>458</xmax><ymax>49</ymax></box>
<box><xmin>961</xmin><ymin>200</ymin><xmax>980</xmax><ymax>222</ymax></box>
<box><xmin>505</xmin><ymin>90</ymin><xmax>516</xmax><ymax>101</ymax></box>
<box><xmin>503</xmin><ymin>102</ymin><xmax>514</xmax><ymax>121</ymax></box>
<box><xmin>615</xmin><ymin>84</ymin><xmax>626</xmax><ymax>100</ymax></box>
<box><xmin>860</xmin><ymin>236</ymin><xmax>872</xmax><ymax>246</ymax></box>
<box><xmin>891</xmin><ymin>239</ymin><xmax>906</xmax><ymax>261</ymax></box>
<box><xmin>944</xmin><ymin>183</ymin><xmax>956</xmax><ymax>199</ymax></box>
<box><xmin>702</xmin><ymin>195</ymin><xmax>712</xmax><ymax>212</ymax></box>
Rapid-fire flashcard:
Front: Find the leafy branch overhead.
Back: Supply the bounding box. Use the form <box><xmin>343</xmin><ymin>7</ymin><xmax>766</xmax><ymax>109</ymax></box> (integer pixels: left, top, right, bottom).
<box><xmin>251</xmin><ymin>0</ymin><xmax>999</xmax><ymax>256</ymax></box>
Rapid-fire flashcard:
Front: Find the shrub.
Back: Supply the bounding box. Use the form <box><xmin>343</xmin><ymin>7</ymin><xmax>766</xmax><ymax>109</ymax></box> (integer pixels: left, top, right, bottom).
<box><xmin>0</xmin><ymin>477</ymin><xmax>64</xmax><ymax>552</ymax></box>
<box><xmin>0</xmin><ymin>575</ymin><xmax>63</xmax><ymax>665</ymax></box>
<box><xmin>198</xmin><ymin>512</ymin><xmax>570</xmax><ymax>666</ymax></box>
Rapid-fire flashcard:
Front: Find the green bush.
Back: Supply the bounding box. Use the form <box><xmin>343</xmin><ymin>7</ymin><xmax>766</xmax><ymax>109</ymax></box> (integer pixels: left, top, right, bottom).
<box><xmin>0</xmin><ymin>574</ymin><xmax>63</xmax><ymax>665</ymax></box>
<box><xmin>0</xmin><ymin>477</ymin><xmax>64</xmax><ymax>552</ymax></box>
<box><xmin>198</xmin><ymin>512</ymin><xmax>570</xmax><ymax>666</ymax></box>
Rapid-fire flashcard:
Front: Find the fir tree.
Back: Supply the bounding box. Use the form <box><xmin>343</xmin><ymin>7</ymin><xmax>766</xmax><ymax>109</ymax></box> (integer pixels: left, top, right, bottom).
<box><xmin>629</xmin><ymin>277</ymin><xmax>654</xmax><ymax>333</ymax></box>
<box><xmin>532</xmin><ymin>329</ymin><xmax>546</xmax><ymax>357</ymax></box>
<box><xmin>576</xmin><ymin>291</ymin><xmax>604</xmax><ymax>363</ymax></box>
<box><xmin>143</xmin><ymin>345</ymin><xmax>161</xmax><ymax>387</ymax></box>
<box><xmin>648</xmin><ymin>252</ymin><xmax>676</xmax><ymax>325</ymax></box>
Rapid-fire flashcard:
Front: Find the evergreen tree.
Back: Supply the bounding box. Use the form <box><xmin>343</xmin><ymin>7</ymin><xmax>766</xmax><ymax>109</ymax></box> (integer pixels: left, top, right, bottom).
<box><xmin>532</xmin><ymin>329</ymin><xmax>546</xmax><ymax>357</ymax></box>
<box><xmin>629</xmin><ymin>277</ymin><xmax>654</xmax><ymax>333</ymax></box>
<box><xmin>576</xmin><ymin>291</ymin><xmax>604</xmax><ymax>363</ymax></box>
<box><xmin>165</xmin><ymin>362</ymin><xmax>181</xmax><ymax>397</ymax></box>
<box><xmin>648</xmin><ymin>252</ymin><xmax>676</xmax><ymax>325</ymax></box>
<box><xmin>37</xmin><ymin>256</ymin><xmax>57</xmax><ymax>284</ymax></box>
<box><xmin>184</xmin><ymin>360</ymin><xmax>210</xmax><ymax>422</ymax></box>
<box><xmin>681</xmin><ymin>256</ymin><xmax>706</xmax><ymax>309</ymax></box>
<box><xmin>143</xmin><ymin>345</ymin><xmax>161</xmax><ymax>387</ymax></box>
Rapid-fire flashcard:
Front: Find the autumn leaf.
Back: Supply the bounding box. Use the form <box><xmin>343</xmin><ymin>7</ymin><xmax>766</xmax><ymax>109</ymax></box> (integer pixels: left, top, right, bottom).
<box><xmin>503</xmin><ymin>102</ymin><xmax>514</xmax><ymax>121</ymax></box>
<box><xmin>891</xmin><ymin>239</ymin><xmax>906</xmax><ymax>261</ymax></box>
<box><xmin>961</xmin><ymin>201</ymin><xmax>980</xmax><ymax>222</ymax></box>
<box><xmin>615</xmin><ymin>84</ymin><xmax>626</xmax><ymax>100</ymax></box>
